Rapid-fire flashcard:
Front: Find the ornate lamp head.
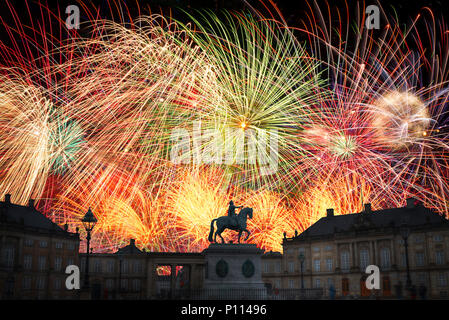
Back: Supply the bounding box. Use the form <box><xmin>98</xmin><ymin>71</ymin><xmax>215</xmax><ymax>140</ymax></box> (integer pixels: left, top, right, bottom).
<box><xmin>81</xmin><ymin>207</ymin><xmax>97</xmax><ymax>232</ymax></box>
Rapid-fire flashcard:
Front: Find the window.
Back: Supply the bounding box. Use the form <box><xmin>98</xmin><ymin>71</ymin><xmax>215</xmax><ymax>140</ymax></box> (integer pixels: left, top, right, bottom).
<box><xmin>54</xmin><ymin>278</ymin><xmax>62</xmax><ymax>290</ymax></box>
<box><xmin>380</xmin><ymin>248</ymin><xmax>391</xmax><ymax>269</ymax></box>
<box><xmin>326</xmin><ymin>258</ymin><xmax>333</xmax><ymax>271</ymax></box>
<box><xmin>327</xmin><ymin>278</ymin><xmax>334</xmax><ymax>288</ymax></box>
<box><xmin>38</xmin><ymin>256</ymin><xmax>46</xmax><ymax>271</ymax></box>
<box><xmin>2</xmin><ymin>246</ymin><xmax>15</xmax><ymax>268</ymax></box>
<box><xmin>24</xmin><ymin>255</ymin><xmax>33</xmax><ymax>270</ymax></box>
<box><xmin>122</xmin><ymin>261</ymin><xmax>129</xmax><ymax>273</ymax></box>
<box><xmin>67</xmin><ymin>258</ymin><xmax>74</xmax><ymax>267</ymax></box>
<box><xmin>67</xmin><ymin>242</ymin><xmax>75</xmax><ymax>250</ymax></box>
<box><xmin>133</xmin><ymin>261</ymin><xmax>142</xmax><ymax>273</ymax></box>
<box><xmin>342</xmin><ymin>278</ymin><xmax>350</xmax><ymax>296</ymax></box>
<box><xmin>360</xmin><ymin>276</ymin><xmax>370</xmax><ymax>297</ymax></box>
<box><xmin>94</xmin><ymin>260</ymin><xmax>102</xmax><ymax>273</ymax></box>
<box><xmin>434</xmin><ymin>234</ymin><xmax>443</xmax><ymax>242</ymax></box>
<box><xmin>24</xmin><ymin>239</ymin><xmax>34</xmax><ymax>247</ymax></box>
<box><xmin>415</xmin><ymin>252</ymin><xmax>425</xmax><ymax>266</ymax></box>
<box><xmin>132</xmin><ymin>279</ymin><xmax>141</xmax><ymax>291</ymax></box>
<box><xmin>275</xmin><ymin>262</ymin><xmax>281</xmax><ymax>273</ymax></box>
<box><xmin>39</xmin><ymin>241</ymin><xmax>48</xmax><ymax>248</ymax></box>
<box><xmin>314</xmin><ymin>259</ymin><xmax>321</xmax><ymax>272</ymax></box>
<box><xmin>298</xmin><ymin>248</ymin><xmax>305</xmax><ymax>254</ymax></box>
<box><xmin>106</xmin><ymin>279</ymin><xmax>114</xmax><ymax>290</ymax></box>
<box><xmin>313</xmin><ymin>247</ymin><xmax>320</xmax><ymax>253</ymax></box>
<box><xmin>264</xmin><ymin>262</ymin><xmax>269</xmax><ymax>273</ymax></box>
<box><xmin>382</xmin><ymin>277</ymin><xmax>392</xmax><ymax>296</ymax></box>
<box><xmin>360</xmin><ymin>249</ymin><xmax>370</xmax><ymax>270</ymax></box>
<box><xmin>274</xmin><ymin>279</ymin><xmax>281</xmax><ymax>289</ymax></box>
<box><xmin>418</xmin><ymin>273</ymin><xmax>427</xmax><ymax>284</ymax></box>
<box><xmin>325</xmin><ymin>245</ymin><xmax>332</xmax><ymax>251</ymax></box>
<box><xmin>288</xmin><ymin>261</ymin><xmax>295</xmax><ymax>273</ymax></box>
<box><xmin>314</xmin><ymin>278</ymin><xmax>321</xmax><ymax>288</ymax></box>
<box><xmin>22</xmin><ymin>277</ymin><xmax>32</xmax><ymax>290</ymax></box>
<box><xmin>55</xmin><ymin>242</ymin><xmax>63</xmax><ymax>249</ymax></box>
<box><xmin>436</xmin><ymin>251</ymin><xmax>445</xmax><ymax>265</ymax></box>
<box><xmin>437</xmin><ymin>273</ymin><xmax>447</xmax><ymax>287</ymax></box>
<box><xmin>340</xmin><ymin>251</ymin><xmax>350</xmax><ymax>270</ymax></box>
<box><xmin>120</xmin><ymin>279</ymin><xmax>128</xmax><ymax>290</ymax></box>
<box><xmin>288</xmin><ymin>279</ymin><xmax>295</xmax><ymax>289</ymax></box>
<box><xmin>54</xmin><ymin>257</ymin><xmax>62</xmax><ymax>271</ymax></box>
<box><xmin>107</xmin><ymin>260</ymin><xmax>115</xmax><ymax>273</ymax></box>
<box><xmin>37</xmin><ymin>277</ymin><xmax>46</xmax><ymax>290</ymax></box>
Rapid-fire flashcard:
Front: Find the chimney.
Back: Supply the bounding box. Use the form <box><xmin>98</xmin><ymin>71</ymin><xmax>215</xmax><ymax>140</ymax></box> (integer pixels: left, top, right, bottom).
<box><xmin>364</xmin><ymin>203</ymin><xmax>372</xmax><ymax>213</ymax></box>
<box><xmin>406</xmin><ymin>198</ymin><xmax>416</xmax><ymax>209</ymax></box>
<box><xmin>64</xmin><ymin>223</ymin><xmax>69</xmax><ymax>232</ymax></box>
<box><xmin>327</xmin><ymin>208</ymin><xmax>334</xmax><ymax>218</ymax></box>
<box><xmin>130</xmin><ymin>239</ymin><xmax>135</xmax><ymax>246</ymax></box>
<box><xmin>4</xmin><ymin>194</ymin><xmax>11</xmax><ymax>204</ymax></box>
<box><xmin>28</xmin><ymin>199</ymin><xmax>35</xmax><ymax>208</ymax></box>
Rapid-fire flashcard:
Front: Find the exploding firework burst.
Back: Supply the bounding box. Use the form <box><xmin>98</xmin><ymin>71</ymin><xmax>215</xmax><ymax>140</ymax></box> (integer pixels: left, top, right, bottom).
<box><xmin>0</xmin><ymin>0</ymin><xmax>448</xmax><ymax>254</ymax></box>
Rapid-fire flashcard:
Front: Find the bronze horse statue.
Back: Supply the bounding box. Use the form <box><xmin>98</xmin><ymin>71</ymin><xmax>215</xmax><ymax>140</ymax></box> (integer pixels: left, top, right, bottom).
<box><xmin>208</xmin><ymin>207</ymin><xmax>253</xmax><ymax>243</ymax></box>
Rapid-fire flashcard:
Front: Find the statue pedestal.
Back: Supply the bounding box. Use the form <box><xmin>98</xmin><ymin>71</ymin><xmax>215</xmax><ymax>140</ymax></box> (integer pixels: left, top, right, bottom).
<box><xmin>201</xmin><ymin>243</ymin><xmax>267</xmax><ymax>299</ymax></box>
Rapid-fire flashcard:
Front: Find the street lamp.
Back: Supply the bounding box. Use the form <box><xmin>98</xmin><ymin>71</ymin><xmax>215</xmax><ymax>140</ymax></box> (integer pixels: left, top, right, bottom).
<box><xmin>298</xmin><ymin>252</ymin><xmax>305</xmax><ymax>289</ymax></box>
<box><xmin>81</xmin><ymin>207</ymin><xmax>97</xmax><ymax>289</ymax></box>
<box><xmin>399</xmin><ymin>222</ymin><xmax>412</xmax><ymax>291</ymax></box>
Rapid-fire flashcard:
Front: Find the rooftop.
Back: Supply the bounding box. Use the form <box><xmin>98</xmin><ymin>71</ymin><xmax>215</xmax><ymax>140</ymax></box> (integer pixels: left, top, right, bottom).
<box><xmin>0</xmin><ymin>194</ymin><xmax>76</xmax><ymax>237</ymax></box>
<box><xmin>286</xmin><ymin>198</ymin><xmax>449</xmax><ymax>243</ymax></box>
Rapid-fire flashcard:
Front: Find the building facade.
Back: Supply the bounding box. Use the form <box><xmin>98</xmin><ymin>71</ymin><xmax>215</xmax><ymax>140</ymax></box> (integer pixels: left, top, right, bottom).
<box><xmin>262</xmin><ymin>198</ymin><xmax>449</xmax><ymax>299</ymax></box>
<box><xmin>3</xmin><ymin>193</ymin><xmax>449</xmax><ymax>299</ymax></box>
<box><xmin>79</xmin><ymin>240</ymin><xmax>205</xmax><ymax>300</ymax></box>
<box><xmin>0</xmin><ymin>194</ymin><xmax>80</xmax><ymax>299</ymax></box>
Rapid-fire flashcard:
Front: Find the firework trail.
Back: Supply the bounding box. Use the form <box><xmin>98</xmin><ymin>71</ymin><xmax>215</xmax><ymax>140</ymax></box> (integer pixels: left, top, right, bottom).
<box><xmin>0</xmin><ymin>0</ymin><xmax>448</xmax><ymax>254</ymax></box>
<box><xmin>294</xmin><ymin>0</ymin><xmax>449</xmax><ymax>216</ymax></box>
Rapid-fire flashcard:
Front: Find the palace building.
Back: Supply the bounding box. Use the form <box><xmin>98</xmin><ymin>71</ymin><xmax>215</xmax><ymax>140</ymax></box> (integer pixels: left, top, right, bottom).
<box><xmin>261</xmin><ymin>198</ymin><xmax>449</xmax><ymax>299</ymax></box>
<box><xmin>0</xmin><ymin>194</ymin><xmax>80</xmax><ymax>299</ymax></box>
<box><xmin>2</xmin><ymin>193</ymin><xmax>449</xmax><ymax>299</ymax></box>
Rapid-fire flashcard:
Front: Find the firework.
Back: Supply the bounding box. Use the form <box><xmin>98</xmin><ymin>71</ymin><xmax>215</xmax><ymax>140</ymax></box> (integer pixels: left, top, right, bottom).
<box><xmin>172</xmin><ymin>11</ymin><xmax>324</xmax><ymax>192</ymax></box>
<box><xmin>296</xmin><ymin>0</ymin><xmax>449</xmax><ymax>216</ymax></box>
<box><xmin>0</xmin><ymin>1</ymin><xmax>448</xmax><ymax>255</ymax></box>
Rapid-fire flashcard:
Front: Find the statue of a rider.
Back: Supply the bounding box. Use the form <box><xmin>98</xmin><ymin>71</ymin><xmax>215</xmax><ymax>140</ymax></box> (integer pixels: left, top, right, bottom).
<box><xmin>227</xmin><ymin>200</ymin><xmax>242</xmax><ymax>226</ymax></box>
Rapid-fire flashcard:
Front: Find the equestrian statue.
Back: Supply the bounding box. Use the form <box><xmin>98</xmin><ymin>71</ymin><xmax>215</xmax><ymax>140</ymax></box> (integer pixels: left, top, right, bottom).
<box><xmin>208</xmin><ymin>200</ymin><xmax>253</xmax><ymax>243</ymax></box>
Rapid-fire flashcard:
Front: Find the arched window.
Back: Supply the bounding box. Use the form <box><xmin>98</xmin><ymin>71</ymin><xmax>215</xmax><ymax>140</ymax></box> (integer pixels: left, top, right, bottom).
<box><xmin>380</xmin><ymin>247</ymin><xmax>391</xmax><ymax>269</ymax></box>
<box><xmin>360</xmin><ymin>249</ymin><xmax>370</xmax><ymax>270</ymax></box>
<box><xmin>340</xmin><ymin>251</ymin><xmax>350</xmax><ymax>271</ymax></box>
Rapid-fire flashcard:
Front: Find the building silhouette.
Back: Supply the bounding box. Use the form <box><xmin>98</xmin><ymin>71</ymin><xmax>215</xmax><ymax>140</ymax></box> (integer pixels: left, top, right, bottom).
<box><xmin>262</xmin><ymin>198</ymin><xmax>449</xmax><ymax>299</ymax></box>
<box><xmin>1</xmin><ymin>194</ymin><xmax>448</xmax><ymax>299</ymax></box>
<box><xmin>0</xmin><ymin>194</ymin><xmax>80</xmax><ymax>299</ymax></box>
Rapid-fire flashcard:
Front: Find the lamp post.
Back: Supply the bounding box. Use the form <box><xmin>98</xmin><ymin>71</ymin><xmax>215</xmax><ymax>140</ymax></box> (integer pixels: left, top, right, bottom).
<box><xmin>400</xmin><ymin>222</ymin><xmax>412</xmax><ymax>291</ymax></box>
<box><xmin>299</xmin><ymin>252</ymin><xmax>305</xmax><ymax>289</ymax></box>
<box><xmin>81</xmin><ymin>207</ymin><xmax>97</xmax><ymax>289</ymax></box>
